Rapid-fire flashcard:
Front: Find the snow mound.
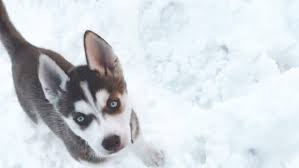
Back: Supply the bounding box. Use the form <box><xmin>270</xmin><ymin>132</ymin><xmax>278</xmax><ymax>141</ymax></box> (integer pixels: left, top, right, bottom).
<box><xmin>1</xmin><ymin>0</ymin><xmax>299</xmax><ymax>167</ymax></box>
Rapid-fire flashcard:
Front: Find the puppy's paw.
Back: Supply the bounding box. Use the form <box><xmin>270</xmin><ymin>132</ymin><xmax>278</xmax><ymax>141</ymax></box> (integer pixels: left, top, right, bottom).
<box><xmin>141</xmin><ymin>146</ymin><xmax>165</xmax><ymax>167</ymax></box>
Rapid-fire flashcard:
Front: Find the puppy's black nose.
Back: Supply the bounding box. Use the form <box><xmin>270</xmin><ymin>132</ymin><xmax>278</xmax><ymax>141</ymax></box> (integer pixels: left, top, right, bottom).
<box><xmin>102</xmin><ymin>135</ymin><xmax>121</xmax><ymax>152</ymax></box>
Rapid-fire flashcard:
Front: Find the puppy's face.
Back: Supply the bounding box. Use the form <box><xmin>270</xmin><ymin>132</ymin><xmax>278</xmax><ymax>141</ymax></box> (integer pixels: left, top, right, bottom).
<box><xmin>38</xmin><ymin>31</ymin><xmax>137</xmax><ymax>160</ymax></box>
<box><xmin>65</xmin><ymin>65</ymin><xmax>131</xmax><ymax>157</ymax></box>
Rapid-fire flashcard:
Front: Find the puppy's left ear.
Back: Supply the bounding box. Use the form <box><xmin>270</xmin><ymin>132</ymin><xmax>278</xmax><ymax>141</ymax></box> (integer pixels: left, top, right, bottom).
<box><xmin>84</xmin><ymin>30</ymin><xmax>123</xmax><ymax>77</ymax></box>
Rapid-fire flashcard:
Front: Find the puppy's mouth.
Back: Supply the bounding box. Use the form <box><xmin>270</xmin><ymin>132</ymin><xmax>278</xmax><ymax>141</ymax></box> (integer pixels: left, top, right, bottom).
<box><xmin>107</xmin><ymin>145</ymin><xmax>125</xmax><ymax>155</ymax></box>
<box><xmin>105</xmin><ymin>112</ymin><xmax>137</xmax><ymax>156</ymax></box>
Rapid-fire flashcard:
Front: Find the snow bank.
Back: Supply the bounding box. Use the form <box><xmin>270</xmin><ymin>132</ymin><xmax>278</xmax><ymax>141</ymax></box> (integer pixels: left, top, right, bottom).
<box><xmin>1</xmin><ymin>0</ymin><xmax>299</xmax><ymax>167</ymax></box>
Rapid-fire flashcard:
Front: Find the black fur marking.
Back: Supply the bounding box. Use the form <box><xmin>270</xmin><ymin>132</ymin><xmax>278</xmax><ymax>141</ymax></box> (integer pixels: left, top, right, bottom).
<box><xmin>66</xmin><ymin>65</ymin><xmax>126</xmax><ymax>103</ymax></box>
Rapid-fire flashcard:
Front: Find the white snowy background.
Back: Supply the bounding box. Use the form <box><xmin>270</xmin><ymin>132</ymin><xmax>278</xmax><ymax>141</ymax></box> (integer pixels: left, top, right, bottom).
<box><xmin>1</xmin><ymin>0</ymin><xmax>299</xmax><ymax>167</ymax></box>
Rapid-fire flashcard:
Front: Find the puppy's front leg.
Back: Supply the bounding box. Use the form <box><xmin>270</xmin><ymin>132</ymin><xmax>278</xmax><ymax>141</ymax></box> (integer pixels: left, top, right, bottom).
<box><xmin>130</xmin><ymin>111</ymin><xmax>165</xmax><ymax>167</ymax></box>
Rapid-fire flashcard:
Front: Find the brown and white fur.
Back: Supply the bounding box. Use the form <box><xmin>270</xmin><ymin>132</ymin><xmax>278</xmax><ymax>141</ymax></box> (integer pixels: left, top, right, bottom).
<box><xmin>0</xmin><ymin>0</ymin><xmax>163</xmax><ymax>166</ymax></box>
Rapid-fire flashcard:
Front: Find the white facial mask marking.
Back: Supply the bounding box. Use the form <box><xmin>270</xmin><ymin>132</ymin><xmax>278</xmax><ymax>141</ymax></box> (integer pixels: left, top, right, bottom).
<box><xmin>64</xmin><ymin>81</ymin><xmax>132</xmax><ymax>157</ymax></box>
<box><xmin>96</xmin><ymin>90</ymin><xmax>110</xmax><ymax>109</ymax></box>
<box><xmin>74</xmin><ymin>100</ymin><xmax>93</xmax><ymax>115</ymax></box>
<box><xmin>98</xmin><ymin>93</ymin><xmax>131</xmax><ymax>148</ymax></box>
<box><xmin>80</xmin><ymin>81</ymin><xmax>100</xmax><ymax>114</ymax></box>
<box><xmin>64</xmin><ymin>113</ymin><xmax>105</xmax><ymax>157</ymax></box>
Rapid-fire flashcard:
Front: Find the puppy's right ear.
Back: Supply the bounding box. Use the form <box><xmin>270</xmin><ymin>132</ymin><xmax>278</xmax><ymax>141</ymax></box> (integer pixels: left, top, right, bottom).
<box><xmin>38</xmin><ymin>54</ymin><xmax>69</xmax><ymax>103</ymax></box>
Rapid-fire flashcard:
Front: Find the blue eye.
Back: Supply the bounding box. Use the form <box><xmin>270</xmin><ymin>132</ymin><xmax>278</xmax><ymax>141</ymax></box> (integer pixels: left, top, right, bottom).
<box><xmin>73</xmin><ymin>113</ymin><xmax>92</xmax><ymax>127</ymax></box>
<box><xmin>110</xmin><ymin>101</ymin><xmax>118</xmax><ymax>108</ymax></box>
<box><xmin>107</xmin><ymin>98</ymin><xmax>120</xmax><ymax>113</ymax></box>
<box><xmin>76</xmin><ymin>116</ymin><xmax>85</xmax><ymax>122</ymax></box>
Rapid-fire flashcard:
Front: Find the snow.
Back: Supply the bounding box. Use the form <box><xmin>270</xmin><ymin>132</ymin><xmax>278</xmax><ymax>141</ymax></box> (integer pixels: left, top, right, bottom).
<box><xmin>1</xmin><ymin>0</ymin><xmax>299</xmax><ymax>167</ymax></box>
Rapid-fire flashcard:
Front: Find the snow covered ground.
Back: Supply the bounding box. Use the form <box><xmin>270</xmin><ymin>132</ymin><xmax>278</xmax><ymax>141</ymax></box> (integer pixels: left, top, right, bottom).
<box><xmin>1</xmin><ymin>0</ymin><xmax>299</xmax><ymax>167</ymax></box>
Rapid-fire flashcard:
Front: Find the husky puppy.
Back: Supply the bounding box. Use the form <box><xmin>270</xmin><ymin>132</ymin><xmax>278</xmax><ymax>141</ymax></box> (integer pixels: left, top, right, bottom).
<box><xmin>0</xmin><ymin>0</ymin><xmax>163</xmax><ymax>166</ymax></box>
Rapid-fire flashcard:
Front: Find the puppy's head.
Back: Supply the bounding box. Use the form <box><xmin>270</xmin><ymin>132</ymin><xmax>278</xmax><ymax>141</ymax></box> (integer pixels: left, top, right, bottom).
<box><xmin>38</xmin><ymin>31</ymin><xmax>137</xmax><ymax>160</ymax></box>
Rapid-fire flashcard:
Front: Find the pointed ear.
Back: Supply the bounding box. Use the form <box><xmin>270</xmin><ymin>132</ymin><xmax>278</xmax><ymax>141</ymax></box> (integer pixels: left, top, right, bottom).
<box><xmin>38</xmin><ymin>54</ymin><xmax>69</xmax><ymax>103</ymax></box>
<box><xmin>84</xmin><ymin>30</ymin><xmax>123</xmax><ymax>77</ymax></box>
